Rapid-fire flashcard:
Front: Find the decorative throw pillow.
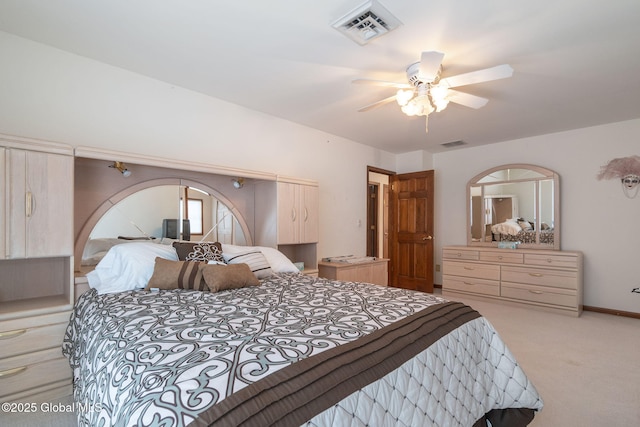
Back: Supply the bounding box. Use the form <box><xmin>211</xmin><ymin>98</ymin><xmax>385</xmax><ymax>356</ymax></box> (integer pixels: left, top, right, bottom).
<box><xmin>200</xmin><ymin>263</ymin><xmax>260</xmax><ymax>292</ymax></box>
<box><xmin>222</xmin><ymin>251</ymin><xmax>273</xmax><ymax>279</ymax></box>
<box><xmin>146</xmin><ymin>257</ymin><xmax>208</xmax><ymax>291</ymax></box>
<box><xmin>517</xmin><ymin>220</ymin><xmax>533</xmax><ymax>231</ymax></box>
<box><xmin>173</xmin><ymin>241</ymin><xmax>224</xmax><ymax>263</ymax></box>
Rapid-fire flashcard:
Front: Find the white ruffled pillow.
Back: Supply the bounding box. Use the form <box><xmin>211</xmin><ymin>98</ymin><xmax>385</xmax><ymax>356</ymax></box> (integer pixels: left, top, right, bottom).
<box><xmin>86</xmin><ymin>242</ymin><xmax>178</xmax><ymax>294</ymax></box>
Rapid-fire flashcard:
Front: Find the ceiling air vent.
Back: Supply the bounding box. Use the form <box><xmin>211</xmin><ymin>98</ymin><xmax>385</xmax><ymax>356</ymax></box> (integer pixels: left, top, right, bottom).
<box><xmin>441</xmin><ymin>140</ymin><xmax>467</xmax><ymax>148</ymax></box>
<box><xmin>331</xmin><ymin>0</ymin><xmax>402</xmax><ymax>45</ymax></box>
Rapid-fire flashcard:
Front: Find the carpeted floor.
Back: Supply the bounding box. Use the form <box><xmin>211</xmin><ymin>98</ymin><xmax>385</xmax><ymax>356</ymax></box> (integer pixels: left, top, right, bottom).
<box><xmin>2</xmin><ymin>293</ymin><xmax>638</xmax><ymax>426</ymax></box>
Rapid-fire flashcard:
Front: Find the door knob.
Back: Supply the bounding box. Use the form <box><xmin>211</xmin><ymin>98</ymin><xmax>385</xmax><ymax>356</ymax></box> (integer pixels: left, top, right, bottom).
<box><xmin>422</xmin><ymin>235</ymin><xmax>433</xmax><ymax>241</ymax></box>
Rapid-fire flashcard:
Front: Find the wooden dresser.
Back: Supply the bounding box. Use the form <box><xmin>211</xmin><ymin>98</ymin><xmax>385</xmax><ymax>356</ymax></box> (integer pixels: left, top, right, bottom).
<box><xmin>318</xmin><ymin>259</ymin><xmax>389</xmax><ymax>286</ymax></box>
<box><xmin>442</xmin><ymin>246</ymin><xmax>583</xmax><ymax>316</ymax></box>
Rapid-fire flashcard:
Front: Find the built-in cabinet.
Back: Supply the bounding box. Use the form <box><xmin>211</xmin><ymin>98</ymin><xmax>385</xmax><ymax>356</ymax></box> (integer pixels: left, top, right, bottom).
<box><xmin>0</xmin><ymin>134</ymin><xmax>74</xmax><ymax>402</ymax></box>
<box><xmin>255</xmin><ymin>178</ymin><xmax>319</xmax><ymax>274</ymax></box>
<box><xmin>276</xmin><ymin>181</ymin><xmax>319</xmax><ymax>245</ymax></box>
<box><xmin>442</xmin><ymin>246</ymin><xmax>583</xmax><ymax>316</ymax></box>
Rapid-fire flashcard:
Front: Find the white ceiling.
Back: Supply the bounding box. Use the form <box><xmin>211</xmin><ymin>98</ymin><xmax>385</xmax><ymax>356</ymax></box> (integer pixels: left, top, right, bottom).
<box><xmin>1</xmin><ymin>0</ymin><xmax>639</xmax><ymax>154</ymax></box>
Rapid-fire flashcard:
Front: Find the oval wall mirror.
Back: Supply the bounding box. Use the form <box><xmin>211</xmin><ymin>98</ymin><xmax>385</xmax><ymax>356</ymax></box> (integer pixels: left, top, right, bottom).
<box><xmin>467</xmin><ymin>164</ymin><xmax>560</xmax><ymax>249</ymax></box>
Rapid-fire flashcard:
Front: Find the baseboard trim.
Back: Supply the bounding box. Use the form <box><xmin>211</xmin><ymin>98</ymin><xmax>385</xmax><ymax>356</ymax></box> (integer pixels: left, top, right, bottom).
<box><xmin>583</xmin><ymin>305</ymin><xmax>640</xmax><ymax>319</ymax></box>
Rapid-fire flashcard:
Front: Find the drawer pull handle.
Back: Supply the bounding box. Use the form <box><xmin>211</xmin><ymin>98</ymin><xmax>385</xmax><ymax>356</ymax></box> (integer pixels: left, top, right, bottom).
<box><xmin>546</xmin><ymin>259</ymin><xmax>553</xmax><ymax>263</ymax></box>
<box><xmin>463</xmin><ymin>281</ymin><xmax>475</xmax><ymax>286</ymax></box>
<box><xmin>528</xmin><ymin>290</ymin><xmax>544</xmax><ymax>295</ymax></box>
<box><xmin>528</xmin><ymin>273</ymin><xmax>543</xmax><ymax>277</ymax></box>
<box><xmin>0</xmin><ymin>329</ymin><xmax>27</xmax><ymax>340</ymax></box>
<box><xmin>463</xmin><ymin>266</ymin><xmax>474</xmax><ymax>270</ymax></box>
<box><xmin>0</xmin><ymin>366</ymin><xmax>27</xmax><ymax>379</ymax></box>
<box><xmin>497</xmin><ymin>256</ymin><xmax>503</xmax><ymax>260</ymax></box>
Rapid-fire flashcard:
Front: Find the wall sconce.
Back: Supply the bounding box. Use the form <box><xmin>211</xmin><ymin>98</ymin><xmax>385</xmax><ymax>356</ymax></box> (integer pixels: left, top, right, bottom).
<box><xmin>232</xmin><ymin>178</ymin><xmax>244</xmax><ymax>189</ymax></box>
<box><xmin>109</xmin><ymin>161</ymin><xmax>132</xmax><ymax>177</ymax></box>
<box><xmin>597</xmin><ymin>155</ymin><xmax>640</xmax><ymax>198</ymax></box>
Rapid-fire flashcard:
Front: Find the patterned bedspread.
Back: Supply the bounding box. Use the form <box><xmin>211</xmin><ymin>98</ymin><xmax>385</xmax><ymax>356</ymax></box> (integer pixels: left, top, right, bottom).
<box><xmin>63</xmin><ymin>273</ymin><xmax>542</xmax><ymax>426</ymax></box>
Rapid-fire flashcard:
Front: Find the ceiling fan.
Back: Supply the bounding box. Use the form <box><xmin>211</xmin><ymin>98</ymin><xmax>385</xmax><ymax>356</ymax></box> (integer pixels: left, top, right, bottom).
<box><xmin>353</xmin><ymin>51</ymin><xmax>513</xmax><ymax>132</ymax></box>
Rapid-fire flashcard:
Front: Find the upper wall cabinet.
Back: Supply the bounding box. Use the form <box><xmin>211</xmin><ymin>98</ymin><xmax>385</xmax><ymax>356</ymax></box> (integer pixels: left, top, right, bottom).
<box><xmin>468</xmin><ymin>164</ymin><xmax>559</xmax><ymax>250</ymax></box>
<box><xmin>2</xmin><ymin>147</ymin><xmax>74</xmax><ymax>259</ymax></box>
<box><xmin>277</xmin><ymin>182</ymin><xmax>319</xmax><ymax>244</ymax></box>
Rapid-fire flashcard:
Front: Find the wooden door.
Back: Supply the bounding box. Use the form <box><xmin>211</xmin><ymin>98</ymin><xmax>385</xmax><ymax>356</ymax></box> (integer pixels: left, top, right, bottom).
<box><xmin>389</xmin><ymin>170</ymin><xmax>434</xmax><ymax>292</ymax></box>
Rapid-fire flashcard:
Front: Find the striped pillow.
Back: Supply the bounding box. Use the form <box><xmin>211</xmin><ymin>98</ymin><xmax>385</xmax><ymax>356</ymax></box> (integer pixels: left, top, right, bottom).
<box><xmin>222</xmin><ymin>251</ymin><xmax>273</xmax><ymax>279</ymax></box>
<box><xmin>146</xmin><ymin>257</ymin><xmax>207</xmax><ymax>291</ymax></box>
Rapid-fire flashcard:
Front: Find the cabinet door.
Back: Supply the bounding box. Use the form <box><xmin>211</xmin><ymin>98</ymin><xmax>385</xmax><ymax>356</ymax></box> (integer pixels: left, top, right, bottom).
<box><xmin>6</xmin><ymin>149</ymin><xmax>73</xmax><ymax>258</ymax></box>
<box><xmin>300</xmin><ymin>185</ymin><xmax>319</xmax><ymax>243</ymax></box>
<box><xmin>277</xmin><ymin>182</ymin><xmax>299</xmax><ymax>244</ymax></box>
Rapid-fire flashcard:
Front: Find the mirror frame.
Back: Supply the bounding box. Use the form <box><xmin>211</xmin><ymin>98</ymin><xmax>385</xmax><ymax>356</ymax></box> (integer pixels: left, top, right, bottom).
<box><xmin>466</xmin><ymin>163</ymin><xmax>560</xmax><ymax>250</ymax></box>
<box><xmin>75</xmin><ymin>178</ymin><xmax>253</xmax><ymax>268</ymax></box>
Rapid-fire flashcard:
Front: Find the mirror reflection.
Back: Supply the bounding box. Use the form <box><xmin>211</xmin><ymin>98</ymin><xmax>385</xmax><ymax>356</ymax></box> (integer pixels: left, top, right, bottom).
<box><xmin>83</xmin><ymin>185</ymin><xmax>247</xmax><ymax>266</ymax></box>
<box><xmin>468</xmin><ymin>165</ymin><xmax>559</xmax><ymax>249</ymax></box>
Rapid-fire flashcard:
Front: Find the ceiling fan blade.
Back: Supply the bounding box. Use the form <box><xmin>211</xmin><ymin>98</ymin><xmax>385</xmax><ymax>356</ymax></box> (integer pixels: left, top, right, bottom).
<box><xmin>447</xmin><ymin>89</ymin><xmax>489</xmax><ymax>109</ymax></box>
<box><xmin>357</xmin><ymin>95</ymin><xmax>398</xmax><ymax>112</ymax></box>
<box><xmin>418</xmin><ymin>51</ymin><xmax>445</xmax><ymax>82</ymax></box>
<box><xmin>352</xmin><ymin>79</ymin><xmax>411</xmax><ymax>89</ymax></box>
<box><xmin>441</xmin><ymin>64</ymin><xmax>513</xmax><ymax>88</ymax></box>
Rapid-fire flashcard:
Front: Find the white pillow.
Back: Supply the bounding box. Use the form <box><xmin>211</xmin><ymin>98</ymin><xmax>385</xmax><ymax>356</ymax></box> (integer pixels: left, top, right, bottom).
<box><xmin>221</xmin><ymin>244</ymin><xmax>300</xmax><ymax>273</ymax></box>
<box><xmin>491</xmin><ymin>221</ymin><xmax>523</xmax><ymax>236</ymax></box>
<box><xmin>222</xmin><ymin>250</ymin><xmax>273</xmax><ymax>279</ymax></box>
<box><xmin>86</xmin><ymin>242</ymin><xmax>178</xmax><ymax>294</ymax></box>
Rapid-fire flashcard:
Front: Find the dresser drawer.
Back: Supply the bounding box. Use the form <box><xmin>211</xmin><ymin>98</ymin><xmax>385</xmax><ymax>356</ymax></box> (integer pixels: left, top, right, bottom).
<box><xmin>0</xmin><ymin>348</ymin><xmax>71</xmax><ymax>400</ymax></box>
<box><xmin>443</xmin><ymin>261</ymin><xmax>500</xmax><ymax>280</ymax></box>
<box><xmin>501</xmin><ymin>283</ymin><xmax>577</xmax><ymax>308</ymax></box>
<box><xmin>0</xmin><ymin>319</ymin><xmax>68</xmax><ymax>358</ymax></box>
<box><xmin>524</xmin><ymin>253</ymin><xmax>578</xmax><ymax>269</ymax></box>
<box><xmin>443</xmin><ymin>275</ymin><xmax>499</xmax><ymax>296</ymax></box>
<box><xmin>443</xmin><ymin>249</ymin><xmax>479</xmax><ymax>261</ymax></box>
<box><xmin>480</xmin><ymin>251</ymin><xmax>523</xmax><ymax>264</ymax></box>
<box><xmin>502</xmin><ymin>266</ymin><xmax>578</xmax><ymax>290</ymax></box>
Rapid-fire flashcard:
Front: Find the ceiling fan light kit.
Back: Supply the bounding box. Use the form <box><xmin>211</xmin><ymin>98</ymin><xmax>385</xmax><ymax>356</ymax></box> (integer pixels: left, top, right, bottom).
<box><xmin>354</xmin><ymin>51</ymin><xmax>514</xmax><ymax>133</ymax></box>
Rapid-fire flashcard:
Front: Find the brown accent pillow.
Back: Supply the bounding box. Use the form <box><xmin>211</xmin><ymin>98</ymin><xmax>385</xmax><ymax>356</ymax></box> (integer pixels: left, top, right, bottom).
<box><xmin>146</xmin><ymin>257</ymin><xmax>208</xmax><ymax>291</ymax></box>
<box><xmin>200</xmin><ymin>263</ymin><xmax>260</xmax><ymax>292</ymax></box>
<box><xmin>172</xmin><ymin>241</ymin><xmax>224</xmax><ymax>263</ymax></box>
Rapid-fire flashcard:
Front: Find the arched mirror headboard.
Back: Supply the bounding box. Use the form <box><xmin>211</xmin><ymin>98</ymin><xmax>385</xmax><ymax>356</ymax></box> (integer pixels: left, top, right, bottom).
<box><xmin>467</xmin><ymin>164</ymin><xmax>560</xmax><ymax>249</ymax></box>
<box><xmin>74</xmin><ymin>157</ymin><xmax>258</xmax><ymax>271</ymax></box>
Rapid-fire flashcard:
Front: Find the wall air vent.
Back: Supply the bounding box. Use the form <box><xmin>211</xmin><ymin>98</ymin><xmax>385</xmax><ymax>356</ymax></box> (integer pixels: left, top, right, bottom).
<box><xmin>441</xmin><ymin>140</ymin><xmax>467</xmax><ymax>148</ymax></box>
<box><xmin>331</xmin><ymin>0</ymin><xmax>402</xmax><ymax>45</ymax></box>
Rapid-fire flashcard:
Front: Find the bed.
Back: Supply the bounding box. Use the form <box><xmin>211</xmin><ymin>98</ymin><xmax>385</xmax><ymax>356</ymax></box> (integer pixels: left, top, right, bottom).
<box><xmin>63</xmin><ymin>242</ymin><xmax>543</xmax><ymax>427</ymax></box>
<box><xmin>491</xmin><ymin>218</ymin><xmax>554</xmax><ymax>245</ymax></box>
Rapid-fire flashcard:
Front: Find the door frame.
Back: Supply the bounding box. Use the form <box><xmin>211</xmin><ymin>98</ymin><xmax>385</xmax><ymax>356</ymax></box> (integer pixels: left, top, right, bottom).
<box><xmin>366</xmin><ymin>166</ymin><xmax>395</xmax><ymax>275</ymax></box>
